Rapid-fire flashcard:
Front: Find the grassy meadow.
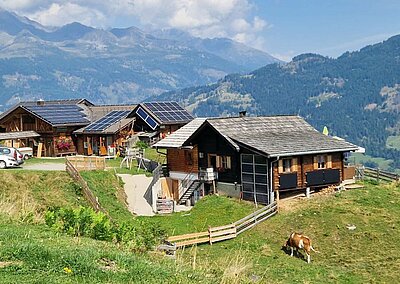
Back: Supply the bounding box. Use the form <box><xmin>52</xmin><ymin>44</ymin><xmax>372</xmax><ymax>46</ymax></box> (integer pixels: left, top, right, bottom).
<box><xmin>0</xmin><ymin>169</ymin><xmax>399</xmax><ymax>283</ymax></box>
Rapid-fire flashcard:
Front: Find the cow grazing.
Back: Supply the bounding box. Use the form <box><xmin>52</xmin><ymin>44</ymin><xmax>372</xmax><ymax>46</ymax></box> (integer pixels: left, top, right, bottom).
<box><xmin>284</xmin><ymin>232</ymin><xmax>318</xmax><ymax>263</ymax></box>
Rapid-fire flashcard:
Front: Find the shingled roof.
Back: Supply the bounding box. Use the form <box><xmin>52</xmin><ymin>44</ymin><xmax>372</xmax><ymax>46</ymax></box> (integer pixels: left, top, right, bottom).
<box><xmin>154</xmin><ymin>115</ymin><xmax>358</xmax><ymax>157</ymax></box>
<box><xmin>153</xmin><ymin>118</ymin><xmax>206</xmax><ymax>148</ymax></box>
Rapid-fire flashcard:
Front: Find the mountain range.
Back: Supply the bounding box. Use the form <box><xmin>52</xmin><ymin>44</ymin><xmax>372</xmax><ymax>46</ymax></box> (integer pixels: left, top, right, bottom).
<box><xmin>157</xmin><ymin>35</ymin><xmax>400</xmax><ymax>169</ymax></box>
<box><xmin>0</xmin><ymin>9</ymin><xmax>280</xmax><ymax>109</ymax></box>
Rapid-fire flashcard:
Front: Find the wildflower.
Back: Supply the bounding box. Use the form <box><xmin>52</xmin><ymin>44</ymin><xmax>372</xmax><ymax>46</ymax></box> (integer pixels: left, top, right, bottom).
<box><xmin>63</xmin><ymin>267</ymin><xmax>73</xmax><ymax>274</ymax></box>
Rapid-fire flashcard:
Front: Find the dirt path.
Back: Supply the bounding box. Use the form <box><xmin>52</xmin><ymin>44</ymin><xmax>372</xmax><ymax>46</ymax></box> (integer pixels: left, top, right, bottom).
<box><xmin>117</xmin><ymin>174</ymin><xmax>154</xmax><ymax>216</ymax></box>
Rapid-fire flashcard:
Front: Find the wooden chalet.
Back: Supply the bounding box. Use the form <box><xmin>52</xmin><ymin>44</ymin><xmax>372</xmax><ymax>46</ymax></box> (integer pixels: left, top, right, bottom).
<box><xmin>154</xmin><ymin>115</ymin><xmax>359</xmax><ymax>206</ymax></box>
<box><xmin>0</xmin><ymin>99</ymin><xmax>194</xmax><ymax>157</ymax></box>
<box><xmin>0</xmin><ymin>99</ymin><xmax>93</xmax><ymax>157</ymax></box>
<box><xmin>73</xmin><ymin>106</ymin><xmax>136</xmax><ymax>156</ymax></box>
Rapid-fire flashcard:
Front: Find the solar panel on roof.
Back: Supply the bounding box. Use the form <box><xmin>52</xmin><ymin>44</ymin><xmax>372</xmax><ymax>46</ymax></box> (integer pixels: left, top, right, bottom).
<box><xmin>135</xmin><ymin>107</ymin><xmax>159</xmax><ymax>130</ymax></box>
<box><xmin>84</xmin><ymin>110</ymin><xmax>131</xmax><ymax>132</ymax></box>
<box><xmin>142</xmin><ymin>102</ymin><xmax>193</xmax><ymax>124</ymax></box>
<box><xmin>24</xmin><ymin>104</ymin><xmax>89</xmax><ymax>125</ymax></box>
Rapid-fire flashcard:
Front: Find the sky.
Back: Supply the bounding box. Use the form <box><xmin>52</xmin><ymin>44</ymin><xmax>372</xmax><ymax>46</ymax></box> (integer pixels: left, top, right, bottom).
<box><xmin>1</xmin><ymin>0</ymin><xmax>400</xmax><ymax>61</ymax></box>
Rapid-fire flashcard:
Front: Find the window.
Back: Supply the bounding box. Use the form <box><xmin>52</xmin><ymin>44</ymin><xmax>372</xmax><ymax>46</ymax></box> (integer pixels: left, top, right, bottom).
<box><xmin>184</xmin><ymin>150</ymin><xmax>193</xmax><ymax>166</ymax></box>
<box><xmin>216</xmin><ymin>155</ymin><xmax>231</xmax><ymax>171</ymax></box>
<box><xmin>220</xmin><ymin>156</ymin><xmax>231</xmax><ymax>169</ymax></box>
<box><xmin>0</xmin><ymin>148</ymin><xmax>10</xmax><ymax>155</ymax></box>
<box><xmin>317</xmin><ymin>155</ymin><xmax>326</xmax><ymax>169</ymax></box>
<box><xmin>283</xmin><ymin>158</ymin><xmax>292</xmax><ymax>173</ymax></box>
<box><xmin>278</xmin><ymin>158</ymin><xmax>297</xmax><ymax>173</ymax></box>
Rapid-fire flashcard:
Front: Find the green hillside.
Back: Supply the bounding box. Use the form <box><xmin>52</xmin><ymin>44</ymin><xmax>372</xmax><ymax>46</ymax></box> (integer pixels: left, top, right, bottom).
<box><xmin>0</xmin><ymin>170</ymin><xmax>86</xmax><ymax>222</ymax></box>
<box><xmin>158</xmin><ymin>35</ymin><xmax>400</xmax><ymax>170</ymax></box>
<box><xmin>1</xmin><ymin>170</ymin><xmax>399</xmax><ymax>283</ymax></box>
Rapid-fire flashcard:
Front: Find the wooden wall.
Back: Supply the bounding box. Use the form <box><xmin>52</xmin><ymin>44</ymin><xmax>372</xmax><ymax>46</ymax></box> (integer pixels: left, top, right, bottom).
<box><xmin>167</xmin><ymin>146</ymin><xmax>199</xmax><ymax>173</ymax></box>
<box><xmin>274</xmin><ymin>152</ymin><xmax>344</xmax><ymax>190</ymax></box>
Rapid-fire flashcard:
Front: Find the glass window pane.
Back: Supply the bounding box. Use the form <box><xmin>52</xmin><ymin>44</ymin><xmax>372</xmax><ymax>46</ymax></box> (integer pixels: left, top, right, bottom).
<box><xmin>255</xmin><ymin>174</ymin><xmax>267</xmax><ymax>184</ymax></box>
<box><xmin>242</xmin><ymin>154</ymin><xmax>253</xmax><ymax>163</ymax></box>
<box><xmin>242</xmin><ymin>183</ymin><xmax>254</xmax><ymax>192</ymax></box>
<box><xmin>242</xmin><ymin>164</ymin><xmax>254</xmax><ymax>173</ymax></box>
<box><xmin>254</xmin><ymin>155</ymin><xmax>267</xmax><ymax>164</ymax></box>
<box><xmin>255</xmin><ymin>184</ymin><xmax>267</xmax><ymax>193</ymax></box>
<box><xmin>242</xmin><ymin>173</ymin><xmax>254</xmax><ymax>183</ymax></box>
<box><xmin>255</xmin><ymin>164</ymin><xmax>267</xmax><ymax>174</ymax></box>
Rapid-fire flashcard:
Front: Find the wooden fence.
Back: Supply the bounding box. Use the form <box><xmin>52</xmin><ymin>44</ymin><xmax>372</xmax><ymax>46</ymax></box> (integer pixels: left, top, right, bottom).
<box><xmin>166</xmin><ymin>201</ymin><xmax>277</xmax><ymax>248</ymax></box>
<box><xmin>66</xmin><ymin>158</ymin><xmax>108</xmax><ymax>215</ymax></box>
<box><xmin>358</xmin><ymin>166</ymin><xmax>400</xmax><ymax>183</ymax></box>
<box><xmin>66</xmin><ymin>156</ymin><xmax>106</xmax><ymax>171</ymax></box>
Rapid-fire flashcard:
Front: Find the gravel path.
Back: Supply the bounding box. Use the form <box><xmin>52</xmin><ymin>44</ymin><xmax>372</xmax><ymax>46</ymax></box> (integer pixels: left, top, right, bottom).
<box><xmin>21</xmin><ymin>163</ymin><xmax>66</xmax><ymax>171</ymax></box>
<box><xmin>117</xmin><ymin>174</ymin><xmax>154</xmax><ymax>216</ymax></box>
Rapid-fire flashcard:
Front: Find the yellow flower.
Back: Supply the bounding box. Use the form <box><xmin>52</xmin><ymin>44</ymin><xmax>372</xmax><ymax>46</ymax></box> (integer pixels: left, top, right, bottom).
<box><xmin>63</xmin><ymin>267</ymin><xmax>73</xmax><ymax>274</ymax></box>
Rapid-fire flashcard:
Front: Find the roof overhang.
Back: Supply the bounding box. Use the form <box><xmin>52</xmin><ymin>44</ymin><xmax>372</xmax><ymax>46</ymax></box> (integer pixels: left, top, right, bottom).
<box><xmin>267</xmin><ymin>147</ymin><xmax>360</xmax><ymax>158</ymax></box>
<box><xmin>0</xmin><ymin>130</ymin><xmax>40</xmax><ymax>140</ymax></box>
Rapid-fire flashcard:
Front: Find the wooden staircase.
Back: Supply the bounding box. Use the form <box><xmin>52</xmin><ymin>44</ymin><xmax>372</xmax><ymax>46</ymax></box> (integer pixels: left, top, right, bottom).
<box><xmin>178</xmin><ymin>180</ymin><xmax>202</xmax><ymax>205</ymax></box>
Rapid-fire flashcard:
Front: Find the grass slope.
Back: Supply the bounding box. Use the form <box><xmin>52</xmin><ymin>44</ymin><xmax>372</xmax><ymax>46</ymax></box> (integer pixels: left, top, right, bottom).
<box><xmin>0</xmin><ymin>170</ymin><xmax>86</xmax><ymax>222</ymax></box>
<box><xmin>143</xmin><ymin>195</ymin><xmax>257</xmax><ymax>236</ymax></box>
<box><xmin>387</xmin><ymin>135</ymin><xmax>400</xmax><ymax>150</ymax></box>
<box><xmin>0</xmin><ymin>223</ymin><xmax>211</xmax><ymax>284</ymax></box>
<box><xmin>1</xmin><ymin>169</ymin><xmax>399</xmax><ymax>283</ymax></box>
<box><xmin>80</xmin><ymin>171</ymin><xmax>133</xmax><ymax>222</ymax></box>
<box><xmin>174</xmin><ymin>182</ymin><xmax>400</xmax><ymax>283</ymax></box>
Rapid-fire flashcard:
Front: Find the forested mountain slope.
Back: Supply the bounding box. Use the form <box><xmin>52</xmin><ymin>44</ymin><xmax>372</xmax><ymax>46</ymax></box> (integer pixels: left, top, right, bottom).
<box><xmin>157</xmin><ymin>35</ymin><xmax>400</xmax><ymax>169</ymax></box>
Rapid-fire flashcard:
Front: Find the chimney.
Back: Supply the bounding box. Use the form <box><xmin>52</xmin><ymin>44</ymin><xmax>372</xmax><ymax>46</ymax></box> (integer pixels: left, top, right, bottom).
<box><xmin>239</xmin><ymin>111</ymin><xmax>247</xmax><ymax>118</ymax></box>
<box><xmin>37</xmin><ymin>99</ymin><xmax>45</xmax><ymax>106</ymax></box>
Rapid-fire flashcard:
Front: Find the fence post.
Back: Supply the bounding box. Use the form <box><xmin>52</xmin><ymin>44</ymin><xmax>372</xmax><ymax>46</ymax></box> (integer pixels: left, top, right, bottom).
<box><xmin>377</xmin><ymin>168</ymin><xmax>380</xmax><ymax>183</ymax></box>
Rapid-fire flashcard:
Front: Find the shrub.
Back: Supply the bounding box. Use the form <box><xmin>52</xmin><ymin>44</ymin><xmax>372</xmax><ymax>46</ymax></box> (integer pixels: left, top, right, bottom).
<box><xmin>45</xmin><ymin>207</ymin><xmax>165</xmax><ymax>252</ymax></box>
<box><xmin>135</xmin><ymin>140</ymin><xmax>148</xmax><ymax>149</ymax></box>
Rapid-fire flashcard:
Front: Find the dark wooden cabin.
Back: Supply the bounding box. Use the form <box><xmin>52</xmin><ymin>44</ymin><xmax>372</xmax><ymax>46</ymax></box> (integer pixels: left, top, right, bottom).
<box><xmin>154</xmin><ymin>116</ymin><xmax>359</xmax><ymax>205</ymax></box>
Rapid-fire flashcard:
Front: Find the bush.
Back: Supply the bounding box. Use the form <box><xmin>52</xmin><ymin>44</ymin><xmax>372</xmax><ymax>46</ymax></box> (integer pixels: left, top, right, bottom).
<box><xmin>45</xmin><ymin>207</ymin><xmax>165</xmax><ymax>251</ymax></box>
<box><xmin>135</xmin><ymin>140</ymin><xmax>149</xmax><ymax>149</ymax></box>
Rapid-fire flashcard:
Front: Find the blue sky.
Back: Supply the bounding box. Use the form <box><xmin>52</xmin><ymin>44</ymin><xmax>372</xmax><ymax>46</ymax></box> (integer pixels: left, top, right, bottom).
<box><xmin>1</xmin><ymin>0</ymin><xmax>400</xmax><ymax>61</ymax></box>
<box><xmin>254</xmin><ymin>0</ymin><xmax>400</xmax><ymax>60</ymax></box>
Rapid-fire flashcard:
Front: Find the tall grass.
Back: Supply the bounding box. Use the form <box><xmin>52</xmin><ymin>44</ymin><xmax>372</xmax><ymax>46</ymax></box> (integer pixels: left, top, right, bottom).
<box><xmin>0</xmin><ymin>171</ymin><xmax>85</xmax><ymax>222</ymax></box>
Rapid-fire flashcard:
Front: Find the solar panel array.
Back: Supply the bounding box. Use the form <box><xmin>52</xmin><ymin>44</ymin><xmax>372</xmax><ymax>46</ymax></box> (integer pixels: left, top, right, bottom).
<box><xmin>143</xmin><ymin>102</ymin><xmax>193</xmax><ymax>124</ymax></box>
<box><xmin>84</xmin><ymin>110</ymin><xmax>131</xmax><ymax>132</ymax></box>
<box><xmin>25</xmin><ymin>105</ymin><xmax>89</xmax><ymax>125</ymax></box>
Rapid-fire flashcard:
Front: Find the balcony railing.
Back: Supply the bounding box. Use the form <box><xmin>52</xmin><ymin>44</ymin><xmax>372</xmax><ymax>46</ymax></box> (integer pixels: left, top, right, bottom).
<box><xmin>199</xmin><ymin>168</ymin><xmax>218</xmax><ymax>182</ymax></box>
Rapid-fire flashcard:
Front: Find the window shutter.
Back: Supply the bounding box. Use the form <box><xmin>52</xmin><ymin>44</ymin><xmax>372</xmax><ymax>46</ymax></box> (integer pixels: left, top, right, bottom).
<box><xmin>327</xmin><ymin>155</ymin><xmax>332</xmax><ymax>168</ymax></box>
<box><xmin>291</xmin><ymin>158</ymin><xmax>298</xmax><ymax>172</ymax></box>
<box><xmin>313</xmin><ymin>156</ymin><xmax>318</xmax><ymax>169</ymax></box>
<box><xmin>278</xmin><ymin>159</ymin><xmax>283</xmax><ymax>173</ymax></box>
<box><xmin>227</xmin><ymin>156</ymin><xmax>231</xmax><ymax>169</ymax></box>
<box><xmin>216</xmin><ymin>156</ymin><xmax>221</xmax><ymax>168</ymax></box>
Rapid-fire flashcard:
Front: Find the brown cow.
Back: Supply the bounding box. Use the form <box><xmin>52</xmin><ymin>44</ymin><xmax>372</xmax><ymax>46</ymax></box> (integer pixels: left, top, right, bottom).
<box><xmin>284</xmin><ymin>232</ymin><xmax>318</xmax><ymax>263</ymax></box>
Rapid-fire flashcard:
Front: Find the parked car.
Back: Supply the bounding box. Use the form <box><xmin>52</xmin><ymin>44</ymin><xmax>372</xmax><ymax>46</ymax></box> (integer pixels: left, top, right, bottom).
<box><xmin>0</xmin><ymin>147</ymin><xmax>24</xmax><ymax>165</ymax></box>
<box><xmin>0</xmin><ymin>154</ymin><xmax>19</xmax><ymax>169</ymax></box>
<box><xmin>17</xmin><ymin>147</ymin><xmax>33</xmax><ymax>160</ymax></box>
